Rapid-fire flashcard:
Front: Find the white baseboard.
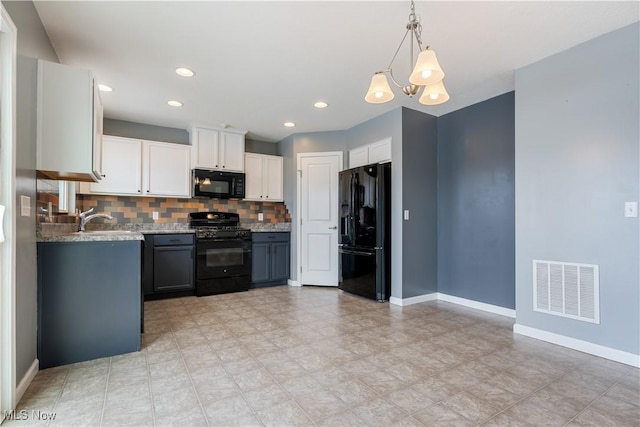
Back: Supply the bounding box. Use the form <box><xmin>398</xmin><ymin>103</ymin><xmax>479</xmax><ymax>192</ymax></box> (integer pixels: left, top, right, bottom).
<box><xmin>389</xmin><ymin>293</ymin><xmax>437</xmax><ymax>306</ymax></box>
<box><xmin>16</xmin><ymin>359</ymin><xmax>38</xmax><ymax>404</ymax></box>
<box><xmin>437</xmin><ymin>293</ymin><xmax>516</xmax><ymax>318</ymax></box>
<box><xmin>514</xmin><ymin>324</ymin><xmax>640</xmax><ymax>368</ymax></box>
<box><xmin>287</xmin><ymin>279</ymin><xmax>301</xmax><ymax>287</ymax></box>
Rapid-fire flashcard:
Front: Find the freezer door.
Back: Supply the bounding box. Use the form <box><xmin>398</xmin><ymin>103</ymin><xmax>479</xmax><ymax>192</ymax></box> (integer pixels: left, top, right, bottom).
<box><xmin>339</xmin><ymin>246</ymin><xmax>378</xmax><ymax>300</ymax></box>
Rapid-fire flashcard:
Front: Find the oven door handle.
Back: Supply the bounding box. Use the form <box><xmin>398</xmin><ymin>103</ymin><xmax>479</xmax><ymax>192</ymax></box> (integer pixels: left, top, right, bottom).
<box><xmin>197</xmin><ymin>238</ymin><xmax>246</xmax><ymax>243</ymax></box>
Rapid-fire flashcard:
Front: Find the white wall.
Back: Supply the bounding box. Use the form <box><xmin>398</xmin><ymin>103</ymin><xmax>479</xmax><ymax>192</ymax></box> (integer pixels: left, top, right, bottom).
<box><xmin>514</xmin><ymin>23</ymin><xmax>639</xmax><ymax>360</ymax></box>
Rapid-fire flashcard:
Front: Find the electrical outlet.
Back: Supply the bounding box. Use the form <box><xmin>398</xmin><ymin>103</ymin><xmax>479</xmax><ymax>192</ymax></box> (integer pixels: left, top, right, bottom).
<box><xmin>258</xmin><ymin>213</ymin><xmax>264</xmax><ymax>222</ymax></box>
<box><xmin>403</xmin><ymin>209</ymin><xmax>409</xmax><ymax>220</ymax></box>
<box><xmin>624</xmin><ymin>202</ymin><xmax>638</xmax><ymax>218</ymax></box>
<box><xmin>152</xmin><ymin>211</ymin><xmax>159</xmax><ymax>220</ymax></box>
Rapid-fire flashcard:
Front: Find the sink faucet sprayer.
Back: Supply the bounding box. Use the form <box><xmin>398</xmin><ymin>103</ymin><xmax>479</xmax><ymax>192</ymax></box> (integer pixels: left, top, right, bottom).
<box><xmin>78</xmin><ymin>208</ymin><xmax>114</xmax><ymax>232</ymax></box>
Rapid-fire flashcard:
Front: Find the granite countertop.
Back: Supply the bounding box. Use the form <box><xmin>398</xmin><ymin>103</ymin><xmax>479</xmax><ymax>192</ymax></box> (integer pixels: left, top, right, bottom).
<box><xmin>37</xmin><ymin>223</ymin><xmax>192</xmax><ymax>243</ymax></box>
<box><xmin>242</xmin><ymin>222</ymin><xmax>291</xmax><ymax>232</ymax></box>
<box><xmin>37</xmin><ymin>221</ymin><xmax>291</xmax><ymax>242</ymax></box>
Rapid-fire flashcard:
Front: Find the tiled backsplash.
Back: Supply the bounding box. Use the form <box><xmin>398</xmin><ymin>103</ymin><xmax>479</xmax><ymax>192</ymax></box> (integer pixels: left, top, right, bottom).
<box><xmin>77</xmin><ymin>195</ymin><xmax>291</xmax><ymax>224</ymax></box>
<box><xmin>36</xmin><ymin>181</ymin><xmax>291</xmax><ymax>224</ymax></box>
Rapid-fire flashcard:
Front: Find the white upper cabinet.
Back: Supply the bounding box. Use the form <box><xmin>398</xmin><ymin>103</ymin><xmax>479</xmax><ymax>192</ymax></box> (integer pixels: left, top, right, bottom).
<box><xmin>220</xmin><ymin>131</ymin><xmax>245</xmax><ymax>172</ymax></box>
<box><xmin>37</xmin><ymin>59</ymin><xmax>103</xmax><ymax>181</ymax></box>
<box><xmin>80</xmin><ymin>136</ymin><xmax>191</xmax><ymax>198</ymax></box>
<box><xmin>244</xmin><ymin>153</ymin><xmax>264</xmax><ymax>200</ymax></box>
<box><xmin>348</xmin><ymin>146</ymin><xmax>369</xmax><ymax>169</ymax></box>
<box><xmin>189</xmin><ymin>125</ymin><xmax>246</xmax><ymax>172</ymax></box>
<box><xmin>143</xmin><ymin>141</ymin><xmax>191</xmax><ymax>197</ymax></box>
<box><xmin>244</xmin><ymin>153</ymin><xmax>283</xmax><ymax>202</ymax></box>
<box><xmin>368</xmin><ymin>138</ymin><xmax>392</xmax><ymax>164</ymax></box>
<box><xmin>88</xmin><ymin>136</ymin><xmax>142</xmax><ymax>195</ymax></box>
<box><xmin>348</xmin><ymin>137</ymin><xmax>392</xmax><ymax>168</ymax></box>
<box><xmin>190</xmin><ymin>127</ymin><xmax>219</xmax><ymax>169</ymax></box>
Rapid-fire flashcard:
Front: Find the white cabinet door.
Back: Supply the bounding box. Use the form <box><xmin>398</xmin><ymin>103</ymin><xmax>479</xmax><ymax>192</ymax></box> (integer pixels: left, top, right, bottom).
<box><xmin>264</xmin><ymin>155</ymin><xmax>283</xmax><ymax>201</ymax></box>
<box><xmin>349</xmin><ymin>146</ymin><xmax>369</xmax><ymax>168</ymax></box>
<box><xmin>92</xmin><ymin>83</ymin><xmax>104</xmax><ymax>179</ymax></box>
<box><xmin>368</xmin><ymin>138</ymin><xmax>392</xmax><ymax>164</ymax></box>
<box><xmin>191</xmin><ymin>128</ymin><xmax>219</xmax><ymax>169</ymax></box>
<box><xmin>37</xmin><ymin>60</ymin><xmax>101</xmax><ymax>181</ymax></box>
<box><xmin>244</xmin><ymin>153</ymin><xmax>264</xmax><ymax>200</ymax></box>
<box><xmin>89</xmin><ymin>136</ymin><xmax>142</xmax><ymax>195</ymax></box>
<box><xmin>220</xmin><ymin>131</ymin><xmax>245</xmax><ymax>172</ymax></box>
<box><xmin>143</xmin><ymin>142</ymin><xmax>191</xmax><ymax>197</ymax></box>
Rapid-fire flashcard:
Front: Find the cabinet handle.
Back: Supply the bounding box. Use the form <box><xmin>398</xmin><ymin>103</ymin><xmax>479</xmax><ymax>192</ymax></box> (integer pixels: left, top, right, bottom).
<box><xmin>138</xmin><ymin>190</ymin><xmax>141</xmax><ymax>193</ymax></box>
<box><xmin>215</xmin><ymin>165</ymin><xmax>218</xmax><ymax>168</ymax></box>
<box><xmin>260</xmin><ymin>195</ymin><xmax>262</xmax><ymax>199</ymax></box>
<box><xmin>101</xmin><ymin>174</ymin><xmax>106</xmax><ymax>178</ymax></box>
<box><xmin>146</xmin><ymin>190</ymin><xmax>150</xmax><ymax>193</ymax></box>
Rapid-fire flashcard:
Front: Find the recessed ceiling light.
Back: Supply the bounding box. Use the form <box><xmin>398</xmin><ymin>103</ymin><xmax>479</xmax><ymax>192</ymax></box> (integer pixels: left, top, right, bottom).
<box><xmin>167</xmin><ymin>100</ymin><xmax>183</xmax><ymax>107</ymax></box>
<box><xmin>284</xmin><ymin>122</ymin><xmax>295</xmax><ymax>128</ymax></box>
<box><xmin>98</xmin><ymin>84</ymin><xmax>113</xmax><ymax>92</ymax></box>
<box><xmin>175</xmin><ymin>67</ymin><xmax>195</xmax><ymax>77</ymax></box>
<box><xmin>314</xmin><ymin>101</ymin><xmax>328</xmax><ymax>109</ymax></box>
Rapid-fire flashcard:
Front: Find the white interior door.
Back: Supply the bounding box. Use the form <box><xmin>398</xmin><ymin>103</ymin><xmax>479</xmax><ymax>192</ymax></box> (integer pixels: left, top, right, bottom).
<box><xmin>298</xmin><ymin>152</ymin><xmax>342</xmax><ymax>286</ymax></box>
<box><xmin>0</xmin><ymin>4</ymin><xmax>17</xmax><ymax>418</ymax></box>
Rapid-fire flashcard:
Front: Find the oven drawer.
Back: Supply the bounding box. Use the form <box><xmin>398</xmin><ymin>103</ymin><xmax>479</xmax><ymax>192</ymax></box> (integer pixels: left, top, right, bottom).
<box><xmin>196</xmin><ymin>277</ymin><xmax>249</xmax><ymax>296</ymax></box>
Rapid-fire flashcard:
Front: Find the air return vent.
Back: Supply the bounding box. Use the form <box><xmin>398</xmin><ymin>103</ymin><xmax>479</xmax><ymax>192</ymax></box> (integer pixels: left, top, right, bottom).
<box><xmin>533</xmin><ymin>260</ymin><xmax>599</xmax><ymax>324</ymax></box>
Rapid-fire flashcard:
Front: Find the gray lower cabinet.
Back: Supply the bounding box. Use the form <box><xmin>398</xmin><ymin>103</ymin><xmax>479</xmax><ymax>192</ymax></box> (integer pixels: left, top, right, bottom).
<box><xmin>143</xmin><ymin>233</ymin><xmax>195</xmax><ymax>299</ymax></box>
<box><xmin>251</xmin><ymin>232</ymin><xmax>290</xmax><ymax>287</ymax></box>
<box><xmin>37</xmin><ymin>241</ymin><xmax>141</xmax><ymax>369</ymax></box>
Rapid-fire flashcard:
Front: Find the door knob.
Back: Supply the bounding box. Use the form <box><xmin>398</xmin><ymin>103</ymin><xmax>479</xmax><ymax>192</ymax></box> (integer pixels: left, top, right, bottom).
<box><xmin>328</xmin><ymin>226</ymin><xmax>337</xmax><ymax>230</ymax></box>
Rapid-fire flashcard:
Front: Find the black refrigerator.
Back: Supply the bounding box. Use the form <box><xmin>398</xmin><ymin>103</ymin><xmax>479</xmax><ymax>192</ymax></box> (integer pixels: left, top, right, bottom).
<box><xmin>339</xmin><ymin>162</ymin><xmax>391</xmax><ymax>301</ymax></box>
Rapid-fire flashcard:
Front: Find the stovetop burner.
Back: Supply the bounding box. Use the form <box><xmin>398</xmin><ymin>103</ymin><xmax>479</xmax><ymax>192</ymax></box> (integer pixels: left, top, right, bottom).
<box><xmin>189</xmin><ymin>212</ymin><xmax>251</xmax><ymax>240</ymax></box>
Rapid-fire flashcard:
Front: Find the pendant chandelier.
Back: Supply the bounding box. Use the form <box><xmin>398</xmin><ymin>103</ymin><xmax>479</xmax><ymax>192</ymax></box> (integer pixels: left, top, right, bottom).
<box><xmin>365</xmin><ymin>0</ymin><xmax>449</xmax><ymax>106</ymax></box>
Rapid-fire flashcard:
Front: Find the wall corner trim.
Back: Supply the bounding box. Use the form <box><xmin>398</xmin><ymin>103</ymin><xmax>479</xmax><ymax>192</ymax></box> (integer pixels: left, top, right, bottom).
<box><xmin>437</xmin><ymin>293</ymin><xmax>516</xmax><ymax>318</ymax></box>
<box><xmin>287</xmin><ymin>280</ymin><xmax>301</xmax><ymax>287</ymax></box>
<box><xmin>16</xmin><ymin>359</ymin><xmax>39</xmax><ymax>405</ymax></box>
<box><xmin>513</xmin><ymin>324</ymin><xmax>640</xmax><ymax>368</ymax></box>
<box><xmin>389</xmin><ymin>293</ymin><xmax>437</xmax><ymax>306</ymax></box>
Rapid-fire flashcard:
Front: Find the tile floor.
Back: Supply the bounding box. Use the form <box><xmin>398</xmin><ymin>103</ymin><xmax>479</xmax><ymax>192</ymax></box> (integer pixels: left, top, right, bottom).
<box><xmin>7</xmin><ymin>286</ymin><xmax>640</xmax><ymax>427</ymax></box>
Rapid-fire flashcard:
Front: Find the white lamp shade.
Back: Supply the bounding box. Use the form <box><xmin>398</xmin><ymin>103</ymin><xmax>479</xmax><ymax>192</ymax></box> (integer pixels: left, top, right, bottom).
<box><xmin>409</xmin><ymin>49</ymin><xmax>445</xmax><ymax>86</ymax></box>
<box><xmin>419</xmin><ymin>80</ymin><xmax>450</xmax><ymax>105</ymax></box>
<box><xmin>365</xmin><ymin>73</ymin><xmax>395</xmax><ymax>103</ymax></box>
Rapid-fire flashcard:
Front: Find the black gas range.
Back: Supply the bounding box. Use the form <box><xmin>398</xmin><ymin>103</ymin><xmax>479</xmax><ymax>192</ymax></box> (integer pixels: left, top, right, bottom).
<box><xmin>189</xmin><ymin>212</ymin><xmax>252</xmax><ymax>296</ymax></box>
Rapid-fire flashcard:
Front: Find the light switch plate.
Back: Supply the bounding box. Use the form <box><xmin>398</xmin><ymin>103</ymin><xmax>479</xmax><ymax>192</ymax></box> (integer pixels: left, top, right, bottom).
<box><xmin>152</xmin><ymin>211</ymin><xmax>159</xmax><ymax>220</ymax></box>
<box><xmin>403</xmin><ymin>209</ymin><xmax>409</xmax><ymax>221</ymax></box>
<box><xmin>258</xmin><ymin>213</ymin><xmax>264</xmax><ymax>222</ymax></box>
<box><xmin>20</xmin><ymin>195</ymin><xmax>31</xmax><ymax>217</ymax></box>
<box><xmin>624</xmin><ymin>202</ymin><xmax>638</xmax><ymax>218</ymax></box>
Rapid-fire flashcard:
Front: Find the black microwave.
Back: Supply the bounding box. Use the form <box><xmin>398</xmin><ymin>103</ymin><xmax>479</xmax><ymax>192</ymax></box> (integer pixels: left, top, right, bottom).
<box><xmin>192</xmin><ymin>169</ymin><xmax>245</xmax><ymax>199</ymax></box>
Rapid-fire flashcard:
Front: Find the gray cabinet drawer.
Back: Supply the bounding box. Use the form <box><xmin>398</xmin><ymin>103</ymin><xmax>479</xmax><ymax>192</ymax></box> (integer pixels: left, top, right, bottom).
<box><xmin>252</xmin><ymin>232</ymin><xmax>290</xmax><ymax>243</ymax></box>
<box><xmin>153</xmin><ymin>234</ymin><xmax>194</xmax><ymax>246</ymax></box>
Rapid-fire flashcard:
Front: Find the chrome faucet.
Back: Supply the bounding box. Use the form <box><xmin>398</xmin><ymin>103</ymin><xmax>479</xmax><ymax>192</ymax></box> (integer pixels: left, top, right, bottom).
<box><xmin>78</xmin><ymin>208</ymin><xmax>114</xmax><ymax>232</ymax></box>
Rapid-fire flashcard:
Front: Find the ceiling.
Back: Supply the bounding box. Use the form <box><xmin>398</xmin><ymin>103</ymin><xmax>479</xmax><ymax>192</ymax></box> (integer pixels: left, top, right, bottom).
<box><xmin>33</xmin><ymin>1</ymin><xmax>638</xmax><ymax>142</ymax></box>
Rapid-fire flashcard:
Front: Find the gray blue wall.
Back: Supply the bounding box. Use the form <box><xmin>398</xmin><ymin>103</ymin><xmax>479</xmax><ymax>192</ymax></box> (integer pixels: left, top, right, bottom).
<box><xmin>515</xmin><ymin>23</ymin><xmax>639</xmax><ymax>355</ymax></box>
<box><xmin>103</xmin><ymin>118</ymin><xmax>277</xmax><ymax>155</ymax></box>
<box><xmin>4</xmin><ymin>0</ymin><xmax>59</xmax><ymax>386</ymax></box>
<box><xmin>438</xmin><ymin>92</ymin><xmax>515</xmax><ymax>308</ymax></box>
<box><xmin>401</xmin><ymin>108</ymin><xmax>438</xmax><ymax>298</ymax></box>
